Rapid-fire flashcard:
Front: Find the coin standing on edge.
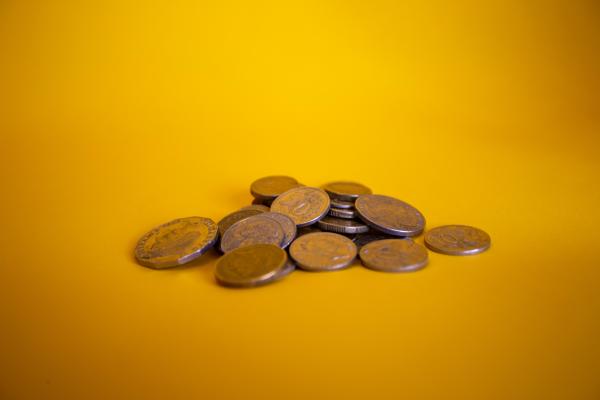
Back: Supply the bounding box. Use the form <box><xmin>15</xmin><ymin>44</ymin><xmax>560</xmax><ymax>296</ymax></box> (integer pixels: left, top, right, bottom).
<box><xmin>135</xmin><ymin>217</ymin><xmax>218</xmax><ymax>269</ymax></box>
<box><xmin>259</xmin><ymin>212</ymin><xmax>297</xmax><ymax>248</ymax></box>
<box><xmin>317</xmin><ymin>216</ymin><xmax>369</xmax><ymax>234</ymax></box>
<box><xmin>217</xmin><ymin>209</ymin><xmax>264</xmax><ymax>238</ymax></box>
<box><xmin>289</xmin><ymin>232</ymin><xmax>357</xmax><ymax>271</ymax></box>
<box><xmin>250</xmin><ymin>176</ymin><xmax>301</xmax><ymax>201</ymax></box>
<box><xmin>323</xmin><ymin>181</ymin><xmax>372</xmax><ymax>201</ymax></box>
<box><xmin>220</xmin><ymin>215</ymin><xmax>284</xmax><ymax>253</ymax></box>
<box><xmin>424</xmin><ymin>225</ymin><xmax>491</xmax><ymax>255</ymax></box>
<box><xmin>215</xmin><ymin>244</ymin><xmax>289</xmax><ymax>287</ymax></box>
<box><xmin>355</xmin><ymin>194</ymin><xmax>425</xmax><ymax>237</ymax></box>
<box><xmin>359</xmin><ymin>239</ymin><xmax>428</xmax><ymax>272</ymax></box>
<box><xmin>270</xmin><ymin>186</ymin><xmax>330</xmax><ymax>227</ymax></box>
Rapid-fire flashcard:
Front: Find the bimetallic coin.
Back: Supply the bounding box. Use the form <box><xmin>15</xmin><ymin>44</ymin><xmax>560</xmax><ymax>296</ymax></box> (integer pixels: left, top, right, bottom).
<box><xmin>317</xmin><ymin>216</ymin><xmax>369</xmax><ymax>234</ymax></box>
<box><xmin>354</xmin><ymin>232</ymin><xmax>404</xmax><ymax>251</ymax></box>
<box><xmin>424</xmin><ymin>225</ymin><xmax>491</xmax><ymax>255</ymax></box>
<box><xmin>355</xmin><ymin>194</ymin><xmax>425</xmax><ymax>237</ymax></box>
<box><xmin>359</xmin><ymin>239</ymin><xmax>428</xmax><ymax>272</ymax></box>
<box><xmin>220</xmin><ymin>215</ymin><xmax>284</xmax><ymax>253</ymax></box>
<box><xmin>271</xmin><ymin>186</ymin><xmax>330</xmax><ymax>227</ymax></box>
<box><xmin>217</xmin><ymin>209</ymin><xmax>263</xmax><ymax>238</ymax></box>
<box><xmin>240</xmin><ymin>204</ymin><xmax>270</xmax><ymax>213</ymax></box>
<box><xmin>289</xmin><ymin>232</ymin><xmax>357</xmax><ymax>271</ymax></box>
<box><xmin>329</xmin><ymin>207</ymin><xmax>357</xmax><ymax>219</ymax></box>
<box><xmin>135</xmin><ymin>217</ymin><xmax>218</xmax><ymax>269</ymax></box>
<box><xmin>215</xmin><ymin>244</ymin><xmax>289</xmax><ymax>287</ymax></box>
<box><xmin>323</xmin><ymin>181</ymin><xmax>372</xmax><ymax>201</ymax></box>
<box><xmin>250</xmin><ymin>176</ymin><xmax>301</xmax><ymax>201</ymax></box>
<box><xmin>259</xmin><ymin>212</ymin><xmax>297</xmax><ymax>248</ymax></box>
<box><xmin>331</xmin><ymin>199</ymin><xmax>354</xmax><ymax>209</ymax></box>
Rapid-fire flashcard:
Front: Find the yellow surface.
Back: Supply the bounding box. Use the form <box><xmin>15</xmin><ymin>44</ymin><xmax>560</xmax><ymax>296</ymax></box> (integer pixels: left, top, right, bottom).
<box><xmin>1</xmin><ymin>1</ymin><xmax>599</xmax><ymax>399</ymax></box>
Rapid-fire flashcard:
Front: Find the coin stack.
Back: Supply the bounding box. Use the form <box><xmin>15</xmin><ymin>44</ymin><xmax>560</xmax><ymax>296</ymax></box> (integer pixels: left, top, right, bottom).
<box><xmin>135</xmin><ymin>176</ymin><xmax>491</xmax><ymax>288</ymax></box>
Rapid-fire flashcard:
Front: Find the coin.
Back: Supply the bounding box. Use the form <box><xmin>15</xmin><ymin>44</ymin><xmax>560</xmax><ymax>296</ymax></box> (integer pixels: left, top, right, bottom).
<box><xmin>329</xmin><ymin>207</ymin><xmax>357</xmax><ymax>219</ymax></box>
<box><xmin>323</xmin><ymin>181</ymin><xmax>372</xmax><ymax>201</ymax></box>
<box><xmin>317</xmin><ymin>216</ymin><xmax>369</xmax><ymax>234</ymax></box>
<box><xmin>252</xmin><ymin>197</ymin><xmax>273</xmax><ymax>207</ymax></box>
<box><xmin>359</xmin><ymin>239</ymin><xmax>428</xmax><ymax>272</ymax></box>
<box><xmin>250</xmin><ymin>176</ymin><xmax>301</xmax><ymax>201</ymax></box>
<box><xmin>240</xmin><ymin>204</ymin><xmax>270</xmax><ymax>213</ymax></box>
<box><xmin>424</xmin><ymin>225</ymin><xmax>491</xmax><ymax>255</ymax></box>
<box><xmin>217</xmin><ymin>209</ymin><xmax>264</xmax><ymax>237</ymax></box>
<box><xmin>135</xmin><ymin>217</ymin><xmax>218</xmax><ymax>269</ymax></box>
<box><xmin>353</xmin><ymin>232</ymin><xmax>403</xmax><ymax>251</ymax></box>
<box><xmin>289</xmin><ymin>232</ymin><xmax>357</xmax><ymax>271</ymax></box>
<box><xmin>330</xmin><ymin>198</ymin><xmax>354</xmax><ymax>209</ymax></box>
<box><xmin>297</xmin><ymin>226</ymin><xmax>322</xmax><ymax>236</ymax></box>
<box><xmin>259</xmin><ymin>212</ymin><xmax>297</xmax><ymax>248</ymax></box>
<box><xmin>355</xmin><ymin>194</ymin><xmax>425</xmax><ymax>237</ymax></box>
<box><xmin>220</xmin><ymin>215</ymin><xmax>284</xmax><ymax>253</ymax></box>
<box><xmin>270</xmin><ymin>186</ymin><xmax>330</xmax><ymax>227</ymax></box>
<box><xmin>215</xmin><ymin>244</ymin><xmax>289</xmax><ymax>287</ymax></box>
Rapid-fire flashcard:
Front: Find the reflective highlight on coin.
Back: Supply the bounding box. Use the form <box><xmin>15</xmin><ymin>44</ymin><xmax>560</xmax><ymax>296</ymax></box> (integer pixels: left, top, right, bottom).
<box><xmin>289</xmin><ymin>232</ymin><xmax>357</xmax><ymax>271</ymax></box>
<box><xmin>359</xmin><ymin>239</ymin><xmax>428</xmax><ymax>272</ymax></box>
<box><xmin>355</xmin><ymin>194</ymin><xmax>425</xmax><ymax>237</ymax></box>
<box><xmin>251</xmin><ymin>176</ymin><xmax>300</xmax><ymax>200</ymax></box>
<box><xmin>220</xmin><ymin>215</ymin><xmax>284</xmax><ymax>253</ymax></box>
<box><xmin>424</xmin><ymin>225</ymin><xmax>491</xmax><ymax>255</ymax></box>
<box><xmin>317</xmin><ymin>216</ymin><xmax>369</xmax><ymax>234</ymax></box>
<box><xmin>271</xmin><ymin>186</ymin><xmax>330</xmax><ymax>227</ymax></box>
<box><xmin>323</xmin><ymin>181</ymin><xmax>372</xmax><ymax>201</ymax></box>
<box><xmin>259</xmin><ymin>212</ymin><xmax>297</xmax><ymax>248</ymax></box>
<box><xmin>215</xmin><ymin>244</ymin><xmax>288</xmax><ymax>287</ymax></box>
<box><xmin>135</xmin><ymin>217</ymin><xmax>218</xmax><ymax>269</ymax></box>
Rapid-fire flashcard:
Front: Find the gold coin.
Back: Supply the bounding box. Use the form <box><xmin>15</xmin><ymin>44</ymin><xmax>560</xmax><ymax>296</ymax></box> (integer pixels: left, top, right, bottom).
<box><xmin>250</xmin><ymin>176</ymin><xmax>301</xmax><ymax>200</ymax></box>
<box><xmin>270</xmin><ymin>186</ymin><xmax>330</xmax><ymax>227</ymax></box>
<box><xmin>215</xmin><ymin>244</ymin><xmax>288</xmax><ymax>287</ymax></box>
<box><xmin>289</xmin><ymin>232</ymin><xmax>357</xmax><ymax>271</ymax></box>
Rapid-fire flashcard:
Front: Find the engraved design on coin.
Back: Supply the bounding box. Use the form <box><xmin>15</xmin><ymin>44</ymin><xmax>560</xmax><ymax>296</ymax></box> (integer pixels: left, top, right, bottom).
<box><xmin>250</xmin><ymin>176</ymin><xmax>301</xmax><ymax>200</ymax></box>
<box><xmin>359</xmin><ymin>239</ymin><xmax>428</xmax><ymax>272</ymax></box>
<box><xmin>270</xmin><ymin>187</ymin><xmax>330</xmax><ymax>227</ymax></box>
<box><xmin>217</xmin><ymin>209</ymin><xmax>264</xmax><ymax>237</ymax></box>
<box><xmin>424</xmin><ymin>225</ymin><xmax>491</xmax><ymax>255</ymax></box>
<box><xmin>259</xmin><ymin>212</ymin><xmax>297</xmax><ymax>248</ymax></box>
<box><xmin>355</xmin><ymin>194</ymin><xmax>425</xmax><ymax>237</ymax></box>
<box><xmin>317</xmin><ymin>216</ymin><xmax>370</xmax><ymax>234</ymax></box>
<box><xmin>289</xmin><ymin>232</ymin><xmax>357</xmax><ymax>271</ymax></box>
<box><xmin>220</xmin><ymin>215</ymin><xmax>284</xmax><ymax>253</ymax></box>
<box><xmin>135</xmin><ymin>217</ymin><xmax>218</xmax><ymax>269</ymax></box>
<box><xmin>323</xmin><ymin>181</ymin><xmax>372</xmax><ymax>201</ymax></box>
<box><xmin>215</xmin><ymin>244</ymin><xmax>288</xmax><ymax>287</ymax></box>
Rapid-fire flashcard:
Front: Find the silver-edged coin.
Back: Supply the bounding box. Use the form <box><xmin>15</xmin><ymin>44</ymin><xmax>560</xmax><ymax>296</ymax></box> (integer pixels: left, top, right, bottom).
<box><xmin>323</xmin><ymin>181</ymin><xmax>372</xmax><ymax>201</ymax></box>
<box><xmin>424</xmin><ymin>225</ymin><xmax>491</xmax><ymax>255</ymax></box>
<box><xmin>220</xmin><ymin>215</ymin><xmax>285</xmax><ymax>253</ymax></box>
<box><xmin>215</xmin><ymin>244</ymin><xmax>289</xmax><ymax>287</ymax></box>
<box><xmin>355</xmin><ymin>194</ymin><xmax>425</xmax><ymax>237</ymax></box>
<box><xmin>135</xmin><ymin>217</ymin><xmax>218</xmax><ymax>269</ymax></box>
<box><xmin>217</xmin><ymin>209</ymin><xmax>264</xmax><ymax>238</ymax></box>
<box><xmin>359</xmin><ymin>239</ymin><xmax>428</xmax><ymax>272</ymax></box>
<box><xmin>329</xmin><ymin>207</ymin><xmax>357</xmax><ymax>219</ymax></box>
<box><xmin>240</xmin><ymin>204</ymin><xmax>270</xmax><ymax>212</ymax></box>
<box><xmin>250</xmin><ymin>176</ymin><xmax>301</xmax><ymax>201</ymax></box>
<box><xmin>330</xmin><ymin>198</ymin><xmax>355</xmax><ymax>209</ymax></box>
<box><xmin>270</xmin><ymin>186</ymin><xmax>330</xmax><ymax>227</ymax></box>
<box><xmin>353</xmin><ymin>232</ymin><xmax>405</xmax><ymax>251</ymax></box>
<box><xmin>289</xmin><ymin>232</ymin><xmax>357</xmax><ymax>271</ymax></box>
<box><xmin>259</xmin><ymin>212</ymin><xmax>297</xmax><ymax>248</ymax></box>
<box><xmin>317</xmin><ymin>216</ymin><xmax>369</xmax><ymax>234</ymax></box>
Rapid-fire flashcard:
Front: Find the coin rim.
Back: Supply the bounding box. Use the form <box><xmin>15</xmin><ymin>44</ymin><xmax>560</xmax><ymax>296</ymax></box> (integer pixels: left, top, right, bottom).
<box><xmin>250</xmin><ymin>175</ymin><xmax>300</xmax><ymax>200</ymax></box>
<box><xmin>220</xmin><ymin>214</ymin><xmax>285</xmax><ymax>253</ymax></box>
<box><xmin>215</xmin><ymin>244</ymin><xmax>288</xmax><ymax>287</ymax></box>
<box><xmin>424</xmin><ymin>225</ymin><xmax>491</xmax><ymax>255</ymax></box>
<box><xmin>329</xmin><ymin>207</ymin><xmax>357</xmax><ymax>219</ymax></box>
<box><xmin>289</xmin><ymin>232</ymin><xmax>357</xmax><ymax>272</ymax></box>
<box><xmin>323</xmin><ymin>181</ymin><xmax>372</xmax><ymax>201</ymax></box>
<box><xmin>270</xmin><ymin>186</ymin><xmax>331</xmax><ymax>227</ymax></box>
<box><xmin>259</xmin><ymin>211</ymin><xmax>298</xmax><ymax>249</ymax></box>
<box><xmin>359</xmin><ymin>239</ymin><xmax>428</xmax><ymax>272</ymax></box>
<box><xmin>355</xmin><ymin>194</ymin><xmax>425</xmax><ymax>237</ymax></box>
<box><xmin>317</xmin><ymin>216</ymin><xmax>369</xmax><ymax>234</ymax></box>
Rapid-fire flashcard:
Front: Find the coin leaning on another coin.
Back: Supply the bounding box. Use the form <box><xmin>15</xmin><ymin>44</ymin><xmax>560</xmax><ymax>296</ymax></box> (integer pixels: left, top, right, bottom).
<box><xmin>355</xmin><ymin>194</ymin><xmax>425</xmax><ymax>237</ymax></box>
<box><xmin>220</xmin><ymin>215</ymin><xmax>285</xmax><ymax>253</ymax></box>
<box><xmin>270</xmin><ymin>186</ymin><xmax>330</xmax><ymax>227</ymax></box>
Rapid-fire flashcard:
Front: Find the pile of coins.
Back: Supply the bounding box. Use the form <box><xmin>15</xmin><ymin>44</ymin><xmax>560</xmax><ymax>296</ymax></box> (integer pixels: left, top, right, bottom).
<box><xmin>135</xmin><ymin>176</ymin><xmax>491</xmax><ymax>288</ymax></box>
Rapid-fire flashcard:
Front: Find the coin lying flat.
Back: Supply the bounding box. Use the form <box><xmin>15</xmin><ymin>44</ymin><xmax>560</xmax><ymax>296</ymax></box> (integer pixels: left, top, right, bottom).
<box><xmin>270</xmin><ymin>186</ymin><xmax>330</xmax><ymax>227</ymax></box>
<box><xmin>240</xmin><ymin>204</ymin><xmax>270</xmax><ymax>213</ymax></box>
<box><xmin>330</xmin><ymin>198</ymin><xmax>354</xmax><ymax>209</ymax></box>
<box><xmin>220</xmin><ymin>215</ymin><xmax>284</xmax><ymax>253</ymax></box>
<box><xmin>259</xmin><ymin>212</ymin><xmax>297</xmax><ymax>248</ymax></box>
<box><xmin>135</xmin><ymin>217</ymin><xmax>218</xmax><ymax>269</ymax></box>
<box><xmin>359</xmin><ymin>239</ymin><xmax>428</xmax><ymax>272</ymax></box>
<box><xmin>424</xmin><ymin>225</ymin><xmax>491</xmax><ymax>255</ymax></box>
<box><xmin>250</xmin><ymin>176</ymin><xmax>301</xmax><ymax>201</ymax></box>
<box><xmin>215</xmin><ymin>244</ymin><xmax>289</xmax><ymax>287</ymax></box>
<box><xmin>329</xmin><ymin>207</ymin><xmax>357</xmax><ymax>219</ymax></box>
<box><xmin>353</xmin><ymin>232</ymin><xmax>404</xmax><ymax>251</ymax></box>
<box><xmin>289</xmin><ymin>232</ymin><xmax>357</xmax><ymax>271</ymax></box>
<box><xmin>317</xmin><ymin>216</ymin><xmax>369</xmax><ymax>234</ymax></box>
<box><xmin>323</xmin><ymin>181</ymin><xmax>372</xmax><ymax>201</ymax></box>
<box><xmin>355</xmin><ymin>194</ymin><xmax>425</xmax><ymax>237</ymax></box>
<box><xmin>217</xmin><ymin>209</ymin><xmax>264</xmax><ymax>238</ymax></box>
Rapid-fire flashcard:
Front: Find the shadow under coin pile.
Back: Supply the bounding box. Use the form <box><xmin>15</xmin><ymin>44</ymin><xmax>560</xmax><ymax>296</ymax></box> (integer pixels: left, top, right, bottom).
<box><xmin>134</xmin><ymin>176</ymin><xmax>491</xmax><ymax>288</ymax></box>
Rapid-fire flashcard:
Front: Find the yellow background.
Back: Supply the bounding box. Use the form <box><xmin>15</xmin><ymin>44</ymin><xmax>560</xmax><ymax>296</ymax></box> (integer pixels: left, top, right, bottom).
<box><xmin>1</xmin><ymin>1</ymin><xmax>599</xmax><ymax>399</ymax></box>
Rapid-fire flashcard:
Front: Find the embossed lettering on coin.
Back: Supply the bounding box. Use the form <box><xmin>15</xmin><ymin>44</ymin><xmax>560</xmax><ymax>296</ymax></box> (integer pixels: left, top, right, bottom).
<box><xmin>270</xmin><ymin>186</ymin><xmax>330</xmax><ymax>227</ymax></box>
<box><xmin>359</xmin><ymin>239</ymin><xmax>428</xmax><ymax>272</ymax></box>
<box><xmin>215</xmin><ymin>244</ymin><xmax>289</xmax><ymax>287</ymax></box>
<box><xmin>424</xmin><ymin>225</ymin><xmax>491</xmax><ymax>255</ymax></box>
<box><xmin>355</xmin><ymin>194</ymin><xmax>425</xmax><ymax>237</ymax></box>
<box><xmin>220</xmin><ymin>215</ymin><xmax>284</xmax><ymax>253</ymax></box>
<box><xmin>289</xmin><ymin>232</ymin><xmax>357</xmax><ymax>271</ymax></box>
